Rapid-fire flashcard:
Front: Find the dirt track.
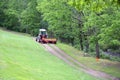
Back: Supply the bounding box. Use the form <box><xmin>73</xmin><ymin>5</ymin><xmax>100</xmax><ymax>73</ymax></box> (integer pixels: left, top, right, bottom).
<box><xmin>42</xmin><ymin>44</ymin><xmax>119</xmax><ymax>80</ymax></box>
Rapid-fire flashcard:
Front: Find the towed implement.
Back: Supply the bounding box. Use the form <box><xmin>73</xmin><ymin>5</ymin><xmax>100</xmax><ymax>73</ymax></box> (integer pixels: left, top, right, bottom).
<box><xmin>36</xmin><ymin>29</ymin><xmax>57</xmax><ymax>44</ymax></box>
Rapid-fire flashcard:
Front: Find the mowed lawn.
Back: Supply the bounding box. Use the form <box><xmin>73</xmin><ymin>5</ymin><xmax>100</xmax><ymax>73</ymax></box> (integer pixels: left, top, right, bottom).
<box><xmin>57</xmin><ymin>43</ymin><xmax>120</xmax><ymax>78</ymax></box>
<box><xmin>0</xmin><ymin>29</ymin><xmax>102</xmax><ymax>80</ymax></box>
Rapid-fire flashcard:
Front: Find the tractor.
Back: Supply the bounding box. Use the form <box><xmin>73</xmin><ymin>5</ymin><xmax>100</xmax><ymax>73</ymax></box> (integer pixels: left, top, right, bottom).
<box><xmin>36</xmin><ymin>29</ymin><xmax>57</xmax><ymax>44</ymax></box>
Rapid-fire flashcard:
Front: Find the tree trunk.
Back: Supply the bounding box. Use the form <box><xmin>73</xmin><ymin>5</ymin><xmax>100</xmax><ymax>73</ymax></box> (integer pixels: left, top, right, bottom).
<box><xmin>96</xmin><ymin>40</ymin><xmax>100</xmax><ymax>58</ymax></box>
<box><xmin>85</xmin><ymin>39</ymin><xmax>89</xmax><ymax>52</ymax></box>
<box><xmin>84</xmin><ymin>34</ymin><xmax>89</xmax><ymax>52</ymax></box>
<box><xmin>79</xmin><ymin>33</ymin><xmax>84</xmax><ymax>50</ymax></box>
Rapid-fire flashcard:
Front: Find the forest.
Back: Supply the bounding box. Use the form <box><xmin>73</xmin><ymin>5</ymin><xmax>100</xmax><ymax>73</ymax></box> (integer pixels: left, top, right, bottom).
<box><xmin>0</xmin><ymin>0</ymin><xmax>120</xmax><ymax>61</ymax></box>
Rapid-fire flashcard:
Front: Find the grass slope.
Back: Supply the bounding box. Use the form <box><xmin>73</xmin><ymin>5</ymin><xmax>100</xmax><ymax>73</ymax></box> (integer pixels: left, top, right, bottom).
<box><xmin>57</xmin><ymin>43</ymin><xmax>120</xmax><ymax>78</ymax></box>
<box><xmin>0</xmin><ymin>29</ymin><xmax>102</xmax><ymax>80</ymax></box>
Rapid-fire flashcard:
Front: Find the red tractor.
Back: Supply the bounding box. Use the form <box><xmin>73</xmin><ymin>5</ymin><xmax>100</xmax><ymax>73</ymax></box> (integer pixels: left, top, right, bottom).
<box><xmin>36</xmin><ymin>29</ymin><xmax>57</xmax><ymax>44</ymax></box>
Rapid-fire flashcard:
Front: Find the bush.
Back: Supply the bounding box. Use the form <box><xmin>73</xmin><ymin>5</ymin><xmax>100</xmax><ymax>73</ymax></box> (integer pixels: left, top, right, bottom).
<box><xmin>100</xmin><ymin>40</ymin><xmax>120</xmax><ymax>51</ymax></box>
<box><xmin>100</xmin><ymin>53</ymin><xmax>110</xmax><ymax>59</ymax></box>
<box><xmin>100</xmin><ymin>52</ymin><xmax>120</xmax><ymax>62</ymax></box>
<box><xmin>110</xmin><ymin>56</ymin><xmax>120</xmax><ymax>62</ymax></box>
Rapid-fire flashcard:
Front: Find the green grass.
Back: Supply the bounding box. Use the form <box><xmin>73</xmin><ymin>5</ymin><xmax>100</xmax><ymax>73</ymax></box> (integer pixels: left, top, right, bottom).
<box><xmin>0</xmin><ymin>29</ymin><xmax>103</xmax><ymax>80</ymax></box>
<box><xmin>56</xmin><ymin>42</ymin><xmax>120</xmax><ymax>78</ymax></box>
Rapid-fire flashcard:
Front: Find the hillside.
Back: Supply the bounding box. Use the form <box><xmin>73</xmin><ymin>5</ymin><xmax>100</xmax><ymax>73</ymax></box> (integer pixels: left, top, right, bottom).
<box><xmin>0</xmin><ymin>29</ymin><xmax>103</xmax><ymax>80</ymax></box>
<box><xmin>57</xmin><ymin>43</ymin><xmax>120</xmax><ymax>78</ymax></box>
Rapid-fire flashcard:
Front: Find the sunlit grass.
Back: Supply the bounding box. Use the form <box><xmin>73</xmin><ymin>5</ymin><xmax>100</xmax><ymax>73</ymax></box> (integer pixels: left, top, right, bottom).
<box><xmin>0</xmin><ymin>29</ymin><xmax>102</xmax><ymax>80</ymax></box>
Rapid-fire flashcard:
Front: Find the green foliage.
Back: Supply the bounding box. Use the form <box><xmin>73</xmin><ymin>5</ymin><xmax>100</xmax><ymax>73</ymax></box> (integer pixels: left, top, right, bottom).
<box><xmin>37</xmin><ymin>0</ymin><xmax>76</xmax><ymax>43</ymax></box>
<box><xmin>20</xmin><ymin>0</ymin><xmax>42</xmax><ymax>35</ymax></box>
<box><xmin>3</xmin><ymin>9</ymin><xmax>19</xmax><ymax>30</ymax></box>
<box><xmin>0</xmin><ymin>0</ymin><xmax>47</xmax><ymax>36</ymax></box>
<box><xmin>98</xmin><ymin>8</ymin><xmax>120</xmax><ymax>52</ymax></box>
<box><xmin>110</xmin><ymin>56</ymin><xmax>120</xmax><ymax>62</ymax></box>
<box><xmin>68</xmin><ymin>0</ymin><xmax>120</xmax><ymax>58</ymax></box>
<box><xmin>100</xmin><ymin>53</ymin><xmax>110</xmax><ymax>59</ymax></box>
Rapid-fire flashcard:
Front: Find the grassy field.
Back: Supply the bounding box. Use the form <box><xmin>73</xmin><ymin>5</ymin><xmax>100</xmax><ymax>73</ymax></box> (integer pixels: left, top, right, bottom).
<box><xmin>57</xmin><ymin>43</ymin><xmax>120</xmax><ymax>78</ymax></box>
<box><xmin>0</xmin><ymin>29</ymin><xmax>103</xmax><ymax>80</ymax></box>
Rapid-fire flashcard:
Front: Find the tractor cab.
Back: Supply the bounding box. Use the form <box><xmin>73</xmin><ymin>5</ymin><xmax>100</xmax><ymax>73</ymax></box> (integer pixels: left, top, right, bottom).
<box><xmin>36</xmin><ymin>29</ymin><xmax>47</xmax><ymax>42</ymax></box>
<box><xmin>39</xmin><ymin>29</ymin><xmax>47</xmax><ymax>36</ymax></box>
<box><xmin>36</xmin><ymin>29</ymin><xmax>57</xmax><ymax>44</ymax></box>
<box><xmin>39</xmin><ymin>29</ymin><xmax>48</xmax><ymax>39</ymax></box>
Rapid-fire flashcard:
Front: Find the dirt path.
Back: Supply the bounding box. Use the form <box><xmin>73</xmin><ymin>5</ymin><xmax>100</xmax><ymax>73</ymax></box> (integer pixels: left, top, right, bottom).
<box><xmin>42</xmin><ymin>44</ymin><xmax>119</xmax><ymax>80</ymax></box>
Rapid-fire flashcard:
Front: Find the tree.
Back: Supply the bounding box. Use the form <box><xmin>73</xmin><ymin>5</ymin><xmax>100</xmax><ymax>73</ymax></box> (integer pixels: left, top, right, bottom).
<box><xmin>37</xmin><ymin>0</ymin><xmax>76</xmax><ymax>44</ymax></box>
<box><xmin>20</xmin><ymin>0</ymin><xmax>42</xmax><ymax>35</ymax></box>
<box><xmin>68</xmin><ymin>0</ymin><xmax>120</xmax><ymax>58</ymax></box>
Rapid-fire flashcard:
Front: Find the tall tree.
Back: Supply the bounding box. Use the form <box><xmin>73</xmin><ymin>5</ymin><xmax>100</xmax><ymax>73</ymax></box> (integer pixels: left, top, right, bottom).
<box><xmin>68</xmin><ymin>0</ymin><xmax>120</xmax><ymax>57</ymax></box>
<box><xmin>21</xmin><ymin>0</ymin><xmax>42</xmax><ymax>35</ymax></box>
<box><xmin>37</xmin><ymin>0</ymin><xmax>76</xmax><ymax>44</ymax></box>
